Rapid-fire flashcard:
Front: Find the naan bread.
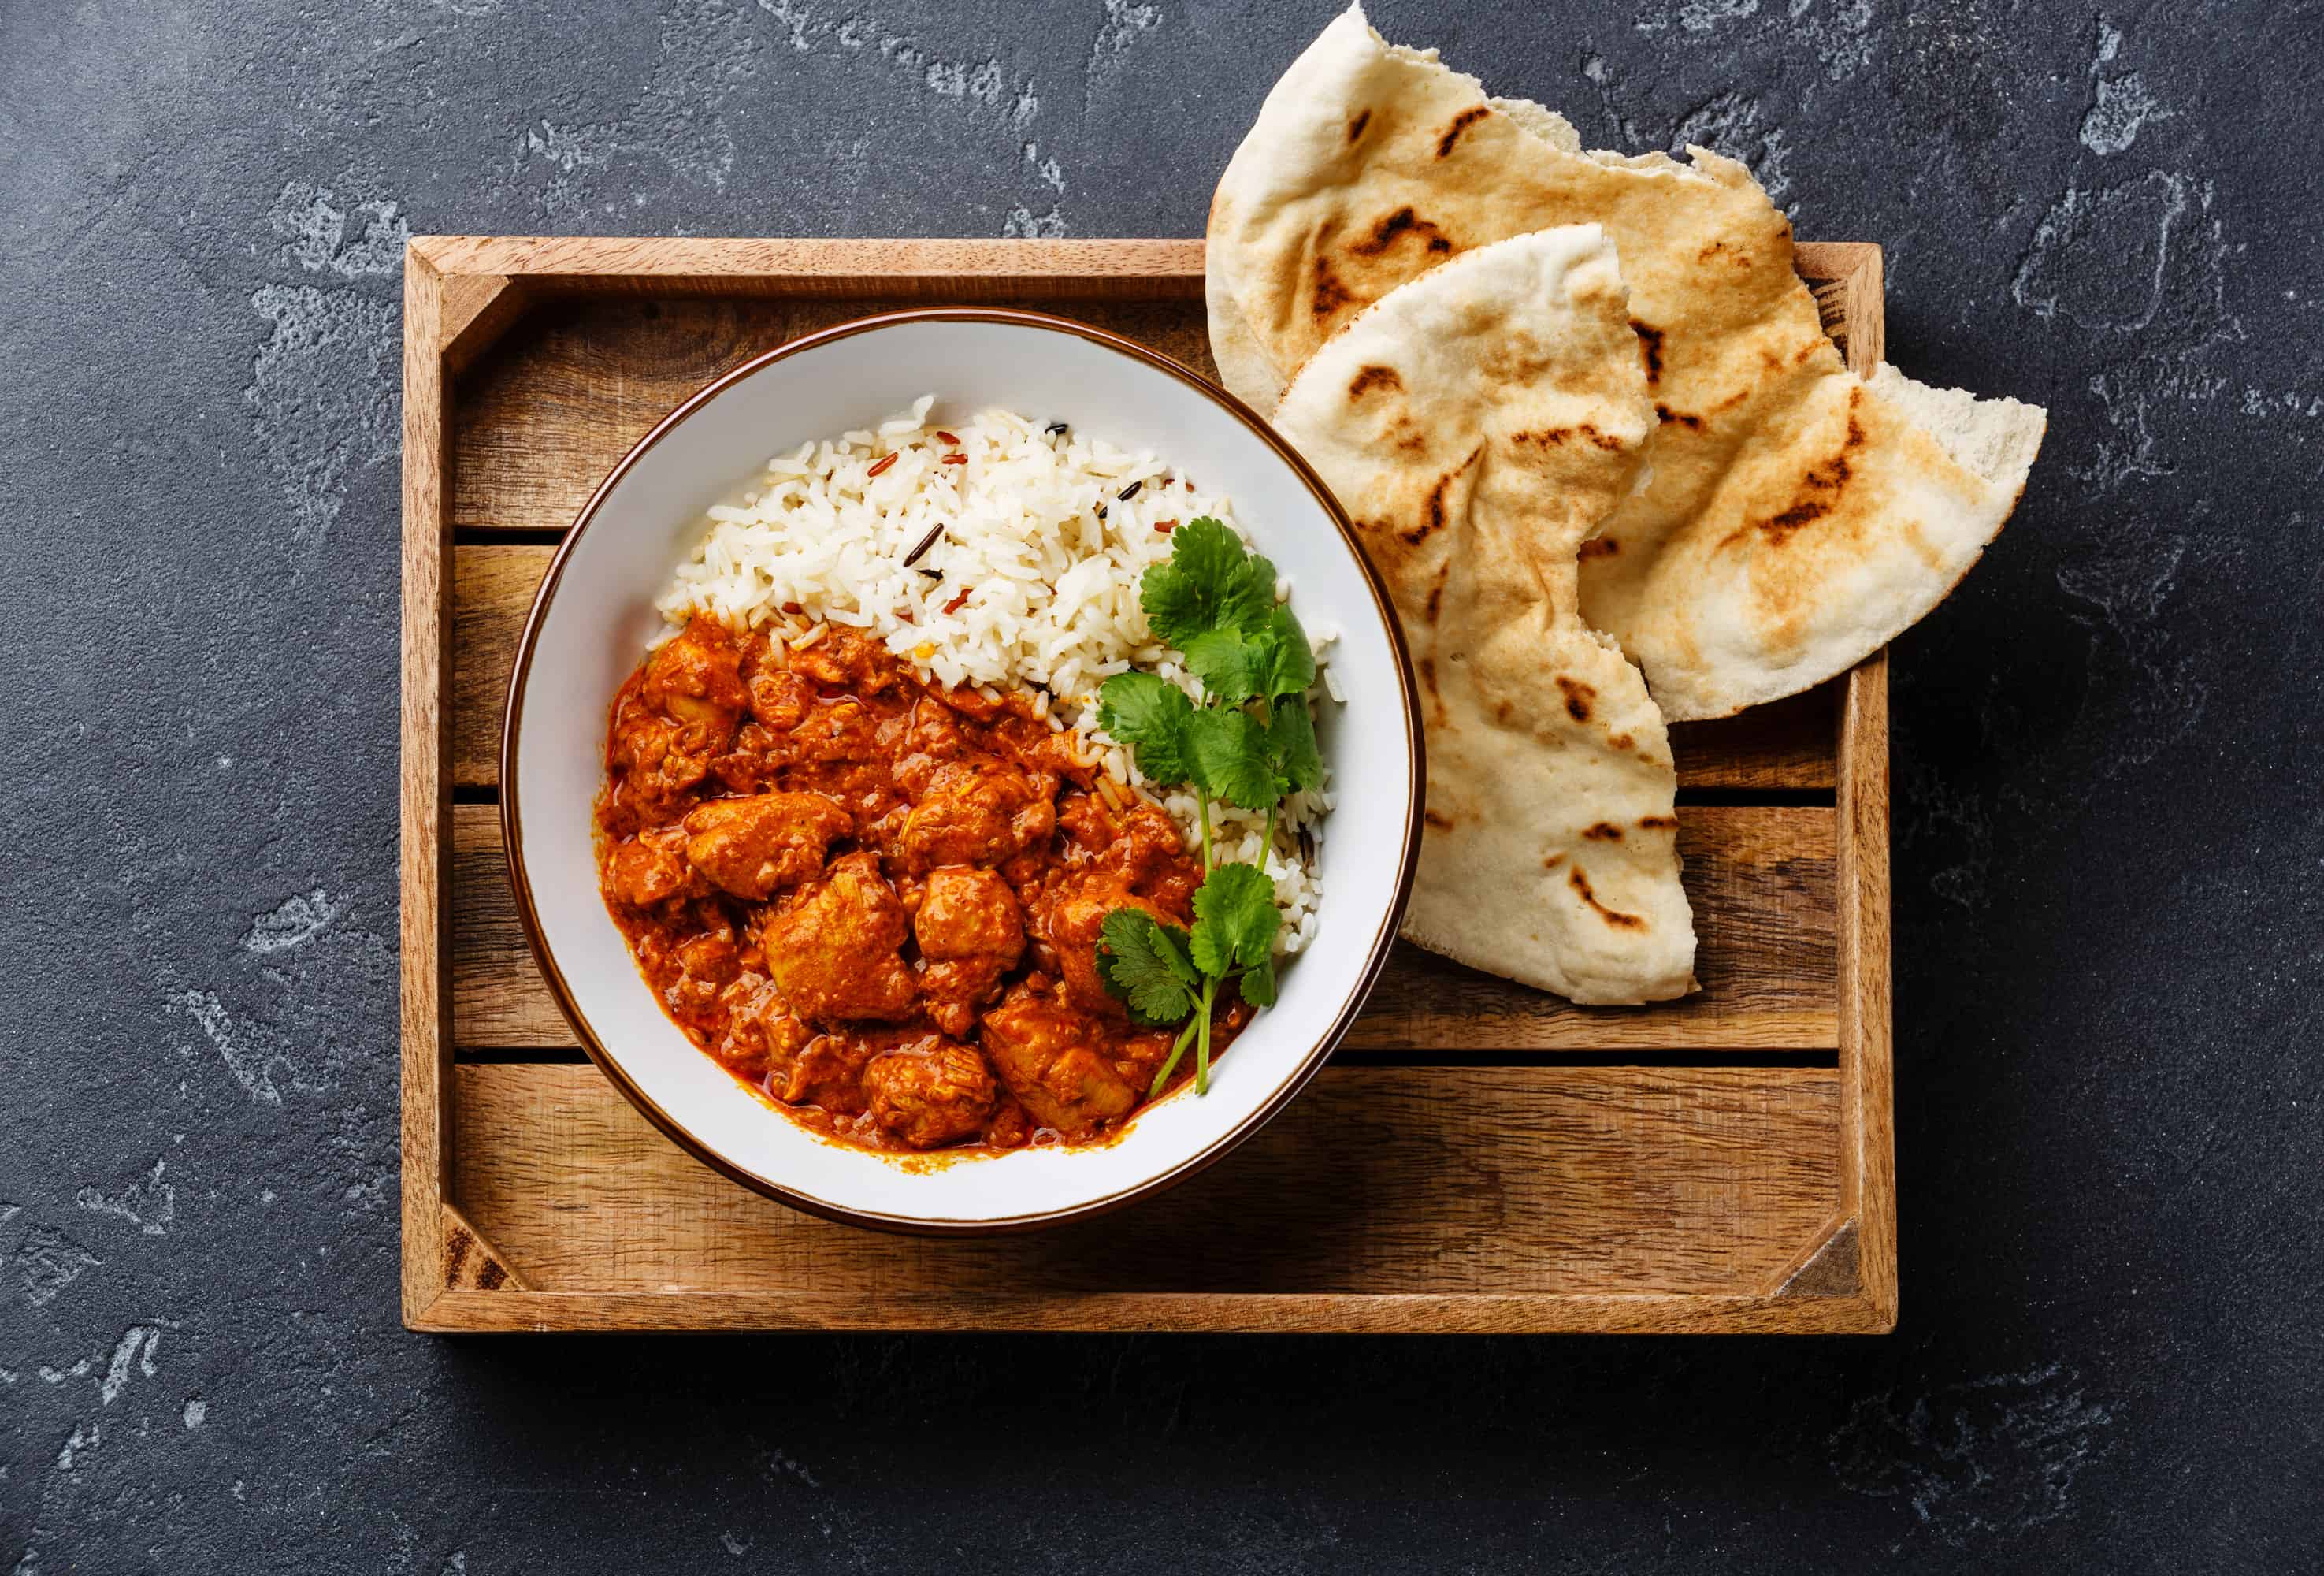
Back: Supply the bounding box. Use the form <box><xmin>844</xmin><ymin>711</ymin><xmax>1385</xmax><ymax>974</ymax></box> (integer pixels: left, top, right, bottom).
<box><xmin>1208</xmin><ymin>3</ymin><xmax>2047</xmax><ymax>719</ymax></box>
<box><xmin>1274</xmin><ymin>227</ymin><xmax>1695</xmax><ymax>1003</ymax></box>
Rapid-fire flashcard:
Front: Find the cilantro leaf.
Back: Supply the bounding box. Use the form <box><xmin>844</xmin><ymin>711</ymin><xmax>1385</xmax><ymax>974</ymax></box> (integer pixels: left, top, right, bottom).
<box><xmin>1254</xmin><ymin>605</ymin><xmax>1316</xmax><ymax>699</ymax></box>
<box><xmin>1239</xmin><ymin>953</ymin><xmax>1278</xmax><ymax>1009</ymax></box>
<box><xmin>1096</xmin><ymin>671</ymin><xmax>1194</xmax><ymax>786</ymax></box>
<box><xmin>1189</xmin><ymin>862</ymin><xmax>1281</xmax><ymax>976</ymax></box>
<box><xmin>1185</xmin><ymin>706</ymin><xmax>1286</xmax><ymax>811</ymax></box>
<box><xmin>1266</xmin><ymin>695</ymin><xmax>1325</xmax><ymax>794</ymax></box>
<box><xmin>1182</xmin><ymin>628</ymin><xmax>1264</xmax><ymax>706</ymax></box>
<box><xmin>1140</xmin><ymin>517</ymin><xmax>1277</xmax><ymax>648</ymax></box>
<box><xmin>1096</xmin><ymin>908</ymin><xmax>1200</xmax><ymax>1028</ymax></box>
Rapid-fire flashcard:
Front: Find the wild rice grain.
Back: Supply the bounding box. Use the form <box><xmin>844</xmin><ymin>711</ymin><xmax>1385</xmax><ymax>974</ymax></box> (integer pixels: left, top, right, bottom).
<box><xmin>901</xmin><ymin>523</ymin><xmax>945</xmax><ymax>567</ymax></box>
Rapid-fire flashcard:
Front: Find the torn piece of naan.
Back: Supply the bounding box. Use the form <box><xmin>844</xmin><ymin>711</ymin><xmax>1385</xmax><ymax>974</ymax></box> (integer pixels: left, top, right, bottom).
<box><xmin>1208</xmin><ymin>2</ymin><xmax>2047</xmax><ymax>719</ymax></box>
<box><xmin>1274</xmin><ymin>226</ymin><xmax>1695</xmax><ymax>1003</ymax></box>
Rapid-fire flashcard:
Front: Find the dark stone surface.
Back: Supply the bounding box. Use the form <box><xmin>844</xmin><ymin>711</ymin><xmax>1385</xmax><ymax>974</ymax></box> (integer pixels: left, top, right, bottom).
<box><xmin>3</xmin><ymin>1</ymin><xmax>2318</xmax><ymax>1570</ymax></box>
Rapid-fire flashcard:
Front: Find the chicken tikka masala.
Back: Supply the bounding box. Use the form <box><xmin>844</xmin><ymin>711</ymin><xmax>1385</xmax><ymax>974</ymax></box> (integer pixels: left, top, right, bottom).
<box><xmin>596</xmin><ymin>617</ymin><xmax>1244</xmax><ymax>1155</ymax></box>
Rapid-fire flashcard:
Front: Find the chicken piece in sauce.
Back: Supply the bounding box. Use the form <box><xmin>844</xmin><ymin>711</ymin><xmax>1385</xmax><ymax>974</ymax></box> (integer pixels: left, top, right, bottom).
<box><xmin>862</xmin><ymin>1036</ymin><xmax>998</xmax><ymax>1149</ymax></box>
<box><xmin>978</xmin><ymin>985</ymin><xmax>1143</xmax><ymax>1140</ymax></box>
<box><xmin>758</xmin><ymin>849</ymin><xmax>917</xmax><ymax>1022</ymax></box>
<box><xmin>710</xmin><ymin>974</ymin><xmax>813</xmax><ymax>1083</ymax></box>
<box><xmin>913</xmin><ymin>866</ymin><xmax>1025</xmax><ymax>1037</ymax></box>
<box><xmin>681</xmin><ymin>790</ymin><xmax>852</xmax><ymax>901</ymax></box>
<box><xmin>774</xmin><ymin>1030</ymin><xmax>882</xmax><ymax>1113</ymax></box>
<box><xmin>607</xmin><ymin>824</ymin><xmax>701</xmax><ymax>909</ymax></box>
<box><xmin>642</xmin><ymin>620</ymin><xmax>747</xmax><ymax>753</ymax></box>
<box><xmin>895</xmin><ymin>759</ymin><xmax>1056</xmax><ymax>872</ymax></box>
<box><xmin>1035</xmin><ymin>868</ymin><xmax>1181</xmax><ymax>1018</ymax></box>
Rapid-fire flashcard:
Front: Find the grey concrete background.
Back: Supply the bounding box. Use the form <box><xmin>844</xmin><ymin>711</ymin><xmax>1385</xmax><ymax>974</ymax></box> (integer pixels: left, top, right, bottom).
<box><xmin>3</xmin><ymin>1</ymin><xmax>2318</xmax><ymax>1570</ymax></box>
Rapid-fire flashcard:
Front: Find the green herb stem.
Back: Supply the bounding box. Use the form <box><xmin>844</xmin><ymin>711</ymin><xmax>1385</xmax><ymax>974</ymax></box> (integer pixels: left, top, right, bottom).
<box><xmin>1195</xmin><ymin>975</ymin><xmax>1216</xmax><ymax>1095</ymax></box>
<box><xmin>1149</xmin><ymin>1017</ymin><xmax>1201</xmax><ymax>1100</ymax></box>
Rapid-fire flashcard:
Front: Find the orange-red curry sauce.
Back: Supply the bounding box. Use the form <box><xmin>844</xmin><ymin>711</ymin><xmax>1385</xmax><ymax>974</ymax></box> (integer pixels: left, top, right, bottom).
<box><xmin>594</xmin><ymin>618</ymin><xmax>1241</xmax><ymax>1154</ymax></box>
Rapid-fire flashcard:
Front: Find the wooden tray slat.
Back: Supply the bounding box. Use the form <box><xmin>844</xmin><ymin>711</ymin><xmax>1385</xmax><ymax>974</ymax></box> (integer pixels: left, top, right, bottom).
<box><xmin>402</xmin><ymin>235</ymin><xmax>1897</xmax><ymax>1335</ymax></box>
<box><xmin>447</xmin><ymin>802</ymin><xmax>1836</xmax><ymax>1054</ymax></box>
<box><xmin>452</xmin><ymin>543</ymin><xmax>1838</xmax><ymax>793</ymax></box>
<box><xmin>455</xmin><ymin>1062</ymin><xmax>1843</xmax><ymax>1304</ymax></box>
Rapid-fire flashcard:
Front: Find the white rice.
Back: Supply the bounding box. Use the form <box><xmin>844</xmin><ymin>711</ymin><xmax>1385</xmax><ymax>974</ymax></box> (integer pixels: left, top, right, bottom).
<box><xmin>653</xmin><ymin>396</ymin><xmax>1334</xmax><ymax>955</ymax></box>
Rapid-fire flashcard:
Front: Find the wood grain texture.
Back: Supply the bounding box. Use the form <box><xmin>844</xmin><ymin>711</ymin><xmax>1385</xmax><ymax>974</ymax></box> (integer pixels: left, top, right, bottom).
<box><xmin>1795</xmin><ymin>241</ymin><xmax>1883</xmax><ymax>370</ymax></box>
<box><xmin>399</xmin><ymin>249</ymin><xmax>451</xmax><ymax>1325</ymax></box>
<box><xmin>411</xmin><ymin>1287</ymin><xmax>1896</xmax><ymax>1336</ymax></box>
<box><xmin>1837</xmin><ymin>656</ymin><xmax>1898</xmax><ymax>1328</ymax></box>
<box><xmin>448</xmin><ymin>801</ymin><xmax>1835</xmax><ymax>1054</ymax></box>
<box><xmin>450</xmin><ymin>544</ymin><xmax>1836</xmax><ymax>791</ymax></box>
<box><xmin>449</xmin><ymin>1061</ymin><xmax>1845</xmax><ymax>1312</ymax></box>
<box><xmin>442</xmin><ymin>1202</ymin><xmax>529</xmax><ymax>1291</ymax></box>
<box><xmin>418</xmin><ymin>235</ymin><xmax>1218</xmax><ymax>295</ymax></box>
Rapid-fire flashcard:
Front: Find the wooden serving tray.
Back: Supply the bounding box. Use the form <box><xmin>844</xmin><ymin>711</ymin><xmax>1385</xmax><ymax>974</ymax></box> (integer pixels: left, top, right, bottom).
<box><xmin>400</xmin><ymin>236</ymin><xmax>1895</xmax><ymax>1334</ymax></box>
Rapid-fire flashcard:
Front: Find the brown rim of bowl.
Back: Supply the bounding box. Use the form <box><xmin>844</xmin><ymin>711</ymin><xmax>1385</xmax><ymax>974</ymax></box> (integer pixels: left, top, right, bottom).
<box><xmin>499</xmin><ymin>304</ymin><xmax>1425</xmax><ymax>1236</ymax></box>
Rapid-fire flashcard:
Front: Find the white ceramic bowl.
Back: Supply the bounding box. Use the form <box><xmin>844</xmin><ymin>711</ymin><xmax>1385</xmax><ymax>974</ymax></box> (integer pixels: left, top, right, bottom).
<box><xmin>502</xmin><ymin>307</ymin><xmax>1421</xmax><ymax>1233</ymax></box>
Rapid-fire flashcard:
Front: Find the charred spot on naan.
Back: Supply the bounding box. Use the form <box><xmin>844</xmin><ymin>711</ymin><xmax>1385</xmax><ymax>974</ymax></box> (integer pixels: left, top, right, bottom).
<box><xmin>1312</xmin><ymin>255</ymin><xmax>1357</xmax><ymax>325</ymax></box>
<box><xmin>1424</xmin><ymin>808</ymin><xmax>1456</xmax><ymax>832</ymax></box>
<box><xmin>1569</xmin><ymin>867</ymin><xmax>1647</xmax><ymax>931</ymax></box>
<box><xmin>1347</xmin><ymin>364</ymin><xmax>1403</xmax><ymax>400</ymax></box>
<box><xmin>1581</xmin><ymin>823</ymin><xmax>1624</xmax><ymax>842</ymax></box>
<box><xmin>1635</xmin><ymin>815</ymin><xmax>1679</xmax><ymax>832</ymax></box>
<box><xmin>1424</xmin><ymin>560</ymin><xmax>1450</xmax><ymax>624</ymax></box>
<box><xmin>1554</xmin><ymin>676</ymin><xmax>1596</xmax><ymax>723</ymax></box>
<box><xmin>1578</xmin><ymin>537</ymin><xmax>1620</xmax><ymax>560</ymax></box>
<box><xmin>1724</xmin><ymin>388</ymin><xmax>1868</xmax><ymax>550</ymax></box>
<box><xmin>1349</xmin><ymin>206</ymin><xmax>1455</xmax><ymax>258</ymax></box>
<box><xmin>1655</xmin><ymin>403</ymin><xmax>1705</xmax><ymax>432</ymax></box>
<box><xmin>1540</xmin><ymin>853</ymin><xmax>1565</xmax><ymax>872</ymax></box>
<box><xmin>1510</xmin><ymin>424</ymin><xmax>1625</xmax><ymax>453</ymax></box>
<box><xmin>1400</xmin><ymin>446</ymin><xmax>1481</xmax><ymax>547</ymax></box>
<box><xmin>1435</xmin><ymin>106</ymin><xmax>1489</xmax><ymax>158</ymax></box>
<box><xmin>1630</xmin><ymin>319</ymin><xmax>1665</xmax><ymax>385</ymax></box>
<box><xmin>1346</xmin><ymin>107</ymin><xmax>1372</xmax><ymax>143</ymax></box>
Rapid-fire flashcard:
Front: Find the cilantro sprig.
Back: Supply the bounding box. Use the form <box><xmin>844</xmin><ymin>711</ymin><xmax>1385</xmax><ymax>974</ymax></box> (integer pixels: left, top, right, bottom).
<box><xmin>1092</xmin><ymin>518</ymin><xmax>1321</xmax><ymax>1097</ymax></box>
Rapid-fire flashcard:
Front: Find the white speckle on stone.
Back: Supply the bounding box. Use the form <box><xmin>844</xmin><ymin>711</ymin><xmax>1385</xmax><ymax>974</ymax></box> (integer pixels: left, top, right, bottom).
<box><xmin>1681</xmin><ymin>0</ymin><xmax>1759</xmax><ymax>31</ymax></box>
<box><xmin>56</xmin><ymin>1422</ymin><xmax>99</xmax><ymax>1472</ymax></box>
<box><xmin>100</xmin><ymin>1325</ymin><xmax>163</xmax><ymax>1406</ymax></box>
<box><xmin>1023</xmin><ymin>142</ymin><xmax>1065</xmax><ymax>193</ymax></box>
<box><xmin>184</xmin><ymin>1398</ymin><xmax>208</xmax><ymax>1429</ymax></box>
<box><xmin>243</xmin><ymin>889</ymin><xmax>344</xmax><ymax>955</ymax></box>
<box><xmin>760</xmin><ymin>0</ymin><xmax>817</xmax><ymax>51</ymax></box>
<box><xmin>243</xmin><ymin>281</ymin><xmax>399</xmax><ymax>556</ymax></box>
<box><xmin>171</xmin><ymin>988</ymin><xmax>291</xmax><ymax>1105</ymax></box>
<box><xmin>15</xmin><ymin>1228</ymin><xmax>101</xmax><ymax>1307</ymax></box>
<box><xmin>2079</xmin><ymin>19</ymin><xmax>2172</xmax><ymax>155</ymax></box>
<box><xmin>267</xmin><ymin>181</ymin><xmax>408</xmax><ymax>280</ymax></box>
<box><xmin>1832</xmin><ymin>1366</ymin><xmax>2114</xmax><ymax>1547</ymax></box>
<box><xmin>1002</xmin><ymin>203</ymin><xmax>1067</xmax><ymax>239</ymax></box>
<box><xmin>1086</xmin><ymin>0</ymin><xmax>1161</xmax><ymax>106</ymax></box>
<box><xmin>76</xmin><ymin>1158</ymin><xmax>175</xmax><ymax>1236</ymax></box>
